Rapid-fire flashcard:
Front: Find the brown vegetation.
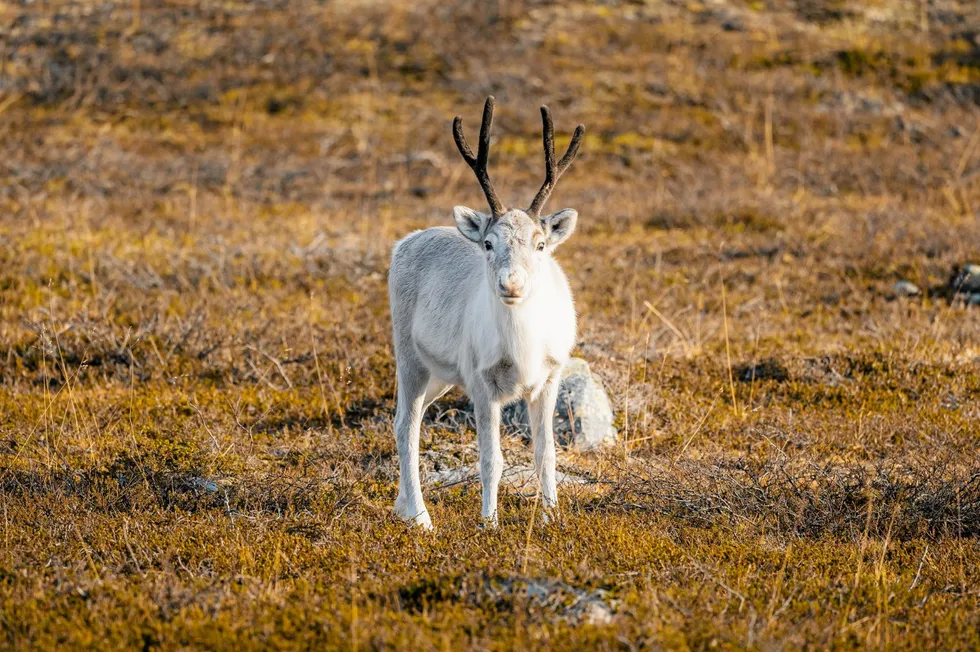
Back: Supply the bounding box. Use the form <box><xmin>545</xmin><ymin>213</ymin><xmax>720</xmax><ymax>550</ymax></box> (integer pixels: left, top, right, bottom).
<box><xmin>0</xmin><ymin>0</ymin><xmax>979</xmax><ymax>648</ymax></box>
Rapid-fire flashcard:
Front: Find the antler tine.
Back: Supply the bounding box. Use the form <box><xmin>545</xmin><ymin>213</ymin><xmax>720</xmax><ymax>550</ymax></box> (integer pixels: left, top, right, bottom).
<box><xmin>452</xmin><ymin>116</ymin><xmax>476</xmax><ymax>166</ymax></box>
<box><xmin>477</xmin><ymin>96</ymin><xmax>494</xmax><ymax>170</ymax></box>
<box><xmin>452</xmin><ymin>96</ymin><xmax>506</xmax><ymax>216</ymax></box>
<box><xmin>557</xmin><ymin>124</ymin><xmax>585</xmax><ymax>172</ymax></box>
<box><xmin>540</xmin><ymin>106</ymin><xmax>556</xmax><ymax>179</ymax></box>
<box><xmin>528</xmin><ymin>105</ymin><xmax>585</xmax><ymax>217</ymax></box>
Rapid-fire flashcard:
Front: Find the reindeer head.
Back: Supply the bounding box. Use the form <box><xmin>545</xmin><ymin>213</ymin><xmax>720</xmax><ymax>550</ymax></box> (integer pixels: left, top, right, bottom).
<box><xmin>451</xmin><ymin>96</ymin><xmax>585</xmax><ymax>306</ymax></box>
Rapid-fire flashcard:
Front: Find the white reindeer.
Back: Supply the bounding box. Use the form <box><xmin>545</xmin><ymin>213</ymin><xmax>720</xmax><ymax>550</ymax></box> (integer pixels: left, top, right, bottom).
<box><xmin>388</xmin><ymin>96</ymin><xmax>585</xmax><ymax>528</ymax></box>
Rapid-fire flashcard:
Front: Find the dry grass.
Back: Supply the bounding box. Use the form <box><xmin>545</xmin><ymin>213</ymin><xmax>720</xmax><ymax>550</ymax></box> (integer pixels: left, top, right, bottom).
<box><xmin>1</xmin><ymin>0</ymin><xmax>979</xmax><ymax>648</ymax></box>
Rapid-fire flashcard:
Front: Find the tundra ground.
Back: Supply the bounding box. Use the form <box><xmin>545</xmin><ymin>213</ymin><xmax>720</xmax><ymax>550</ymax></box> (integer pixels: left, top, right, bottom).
<box><xmin>0</xmin><ymin>0</ymin><xmax>979</xmax><ymax>648</ymax></box>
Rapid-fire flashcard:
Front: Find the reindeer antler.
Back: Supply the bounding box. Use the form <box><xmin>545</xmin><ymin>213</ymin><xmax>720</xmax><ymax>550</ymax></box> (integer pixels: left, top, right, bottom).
<box><xmin>527</xmin><ymin>106</ymin><xmax>585</xmax><ymax>218</ymax></box>
<box><xmin>453</xmin><ymin>96</ymin><xmax>506</xmax><ymax>216</ymax></box>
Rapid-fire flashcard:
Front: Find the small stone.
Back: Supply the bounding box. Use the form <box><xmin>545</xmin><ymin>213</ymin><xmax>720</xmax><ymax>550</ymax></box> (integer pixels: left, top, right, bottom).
<box><xmin>477</xmin><ymin>576</ymin><xmax>616</xmax><ymax>626</ymax></box>
<box><xmin>188</xmin><ymin>477</ymin><xmax>219</xmax><ymax>493</ymax></box>
<box><xmin>721</xmin><ymin>17</ymin><xmax>744</xmax><ymax>32</ymax></box>
<box><xmin>949</xmin><ymin>264</ymin><xmax>980</xmax><ymax>294</ymax></box>
<box><xmin>578</xmin><ymin>597</ymin><xmax>616</xmax><ymax>626</ymax></box>
<box><xmin>502</xmin><ymin>358</ymin><xmax>617</xmax><ymax>451</ymax></box>
<box><xmin>893</xmin><ymin>280</ymin><xmax>921</xmax><ymax>298</ymax></box>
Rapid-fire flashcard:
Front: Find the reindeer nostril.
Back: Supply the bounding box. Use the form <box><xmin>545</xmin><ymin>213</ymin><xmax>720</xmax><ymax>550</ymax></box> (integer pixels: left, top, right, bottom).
<box><xmin>497</xmin><ymin>270</ymin><xmax>527</xmax><ymax>297</ymax></box>
<box><xmin>500</xmin><ymin>279</ymin><xmax>524</xmax><ymax>296</ymax></box>
<box><xmin>499</xmin><ymin>280</ymin><xmax>517</xmax><ymax>295</ymax></box>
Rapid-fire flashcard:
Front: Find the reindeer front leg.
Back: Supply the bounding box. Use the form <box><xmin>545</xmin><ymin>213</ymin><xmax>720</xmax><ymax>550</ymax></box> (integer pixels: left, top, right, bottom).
<box><xmin>471</xmin><ymin>387</ymin><xmax>503</xmax><ymax>526</ymax></box>
<box><xmin>528</xmin><ymin>370</ymin><xmax>561</xmax><ymax>519</ymax></box>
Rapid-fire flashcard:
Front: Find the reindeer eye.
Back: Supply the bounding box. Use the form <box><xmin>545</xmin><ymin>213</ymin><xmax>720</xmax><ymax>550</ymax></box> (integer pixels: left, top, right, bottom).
<box><xmin>536</xmin><ymin>242</ymin><xmax>545</xmax><ymax>251</ymax></box>
<box><xmin>484</xmin><ymin>240</ymin><xmax>493</xmax><ymax>251</ymax></box>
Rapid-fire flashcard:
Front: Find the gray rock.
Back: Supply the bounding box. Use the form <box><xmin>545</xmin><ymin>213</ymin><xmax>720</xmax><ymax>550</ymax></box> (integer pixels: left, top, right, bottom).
<box><xmin>188</xmin><ymin>477</ymin><xmax>219</xmax><ymax>493</ymax></box>
<box><xmin>478</xmin><ymin>576</ymin><xmax>616</xmax><ymax>626</ymax></box>
<box><xmin>950</xmin><ymin>264</ymin><xmax>980</xmax><ymax>294</ymax></box>
<box><xmin>893</xmin><ymin>280</ymin><xmax>921</xmax><ymax>298</ymax></box>
<box><xmin>949</xmin><ymin>264</ymin><xmax>980</xmax><ymax>306</ymax></box>
<box><xmin>502</xmin><ymin>358</ymin><xmax>617</xmax><ymax>451</ymax></box>
<box><xmin>428</xmin><ymin>463</ymin><xmax>587</xmax><ymax>490</ymax></box>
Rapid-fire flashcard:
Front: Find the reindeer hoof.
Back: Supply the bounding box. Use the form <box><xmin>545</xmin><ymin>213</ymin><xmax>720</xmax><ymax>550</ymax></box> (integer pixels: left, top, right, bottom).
<box><xmin>540</xmin><ymin>503</ymin><xmax>560</xmax><ymax>526</ymax></box>
<box><xmin>394</xmin><ymin>496</ymin><xmax>434</xmax><ymax>530</ymax></box>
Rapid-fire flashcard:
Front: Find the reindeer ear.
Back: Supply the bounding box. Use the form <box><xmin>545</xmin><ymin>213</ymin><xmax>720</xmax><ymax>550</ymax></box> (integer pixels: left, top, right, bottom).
<box><xmin>453</xmin><ymin>206</ymin><xmax>491</xmax><ymax>242</ymax></box>
<box><xmin>541</xmin><ymin>209</ymin><xmax>577</xmax><ymax>247</ymax></box>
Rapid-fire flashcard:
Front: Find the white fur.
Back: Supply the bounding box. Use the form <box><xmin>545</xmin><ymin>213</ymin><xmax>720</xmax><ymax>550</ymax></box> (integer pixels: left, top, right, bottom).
<box><xmin>388</xmin><ymin>208</ymin><xmax>578</xmax><ymax>528</ymax></box>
